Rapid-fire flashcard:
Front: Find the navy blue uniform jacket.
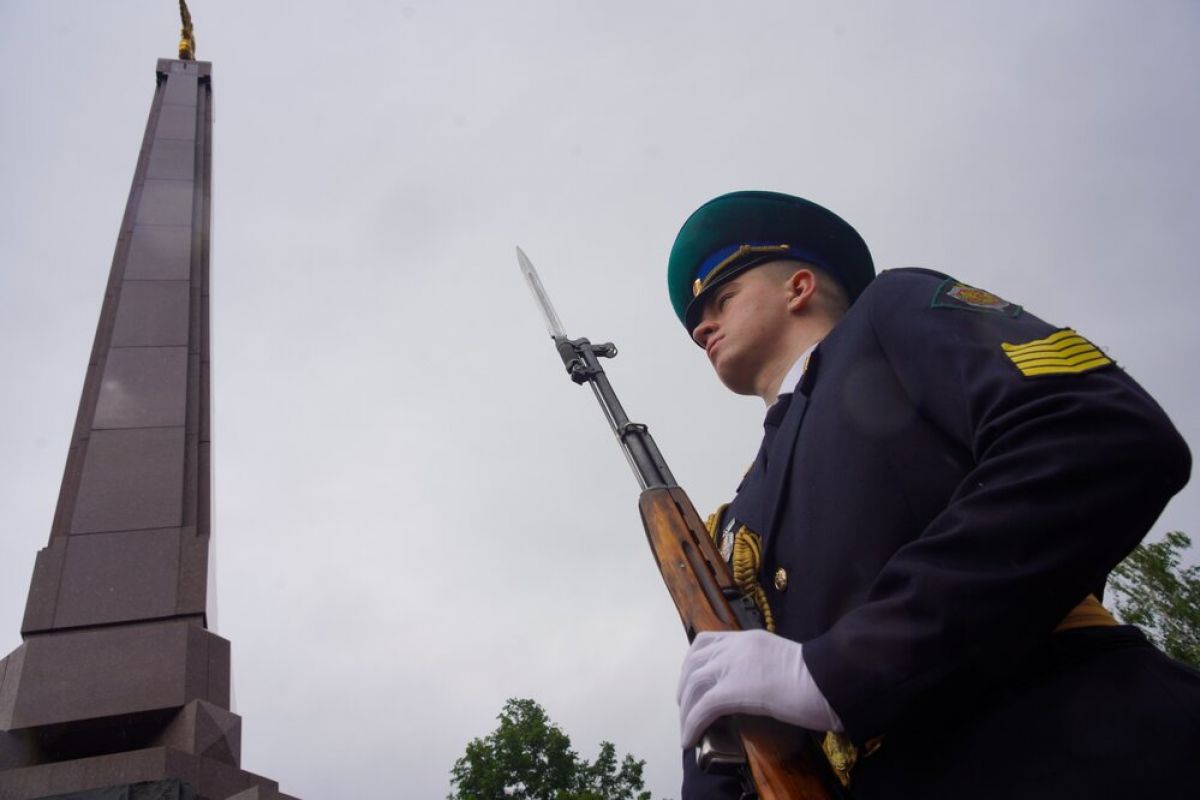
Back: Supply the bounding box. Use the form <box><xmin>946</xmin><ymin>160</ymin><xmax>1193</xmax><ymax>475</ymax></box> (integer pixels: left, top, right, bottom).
<box><xmin>685</xmin><ymin>268</ymin><xmax>1198</xmax><ymax>798</ymax></box>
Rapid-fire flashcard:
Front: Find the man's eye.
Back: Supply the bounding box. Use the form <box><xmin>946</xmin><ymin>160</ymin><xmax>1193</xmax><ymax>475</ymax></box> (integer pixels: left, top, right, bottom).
<box><xmin>717</xmin><ymin>292</ymin><xmax>733</xmax><ymax>310</ymax></box>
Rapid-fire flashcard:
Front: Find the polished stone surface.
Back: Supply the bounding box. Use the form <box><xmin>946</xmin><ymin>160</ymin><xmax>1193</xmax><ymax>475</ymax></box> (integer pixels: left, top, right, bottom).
<box><xmin>161</xmin><ymin>74</ymin><xmax>198</xmax><ymax>107</ymax></box>
<box><xmin>92</xmin><ymin>347</ymin><xmax>188</xmax><ymax>429</ymax></box>
<box><xmin>111</xmin><ymin>282</ymin><xmax>190</xmax><ymax>347</ymax></box>
<box><xmin>0</xmin><ymin>621</ymin><xmax>228</xmax><ymax>730</ymax></box>
<box><xmin>1</xmin><ymin>57</ymin><xmax>299</xmax><ymax>799</ymax></box>
<box><xmin>146</xmin><ymin>139</ymin><xmax>195</xmax><ymax>182</ymax></box>
<box><xmin>33</xmin><ymin>777</ymin><xmax>195</xmax><ymax>800</ymax></box>
<box><xmin>155</xmin><ymin>105</ymin><xmax>196</xmax><ymax>141</ymax></box>
<box><xmin>125</xmin><ymin>227</ymin><xmax>192</xmax><ymax>281</ymax></box>
<box><xmin>156</xmin><ymin>700</ymin><xmax>240</xmax><ymax>767</ymax></box>
<box><xmin>135</xmin><ymin>181</ymin><xmax>193</xmax><ymax>228</ymax></box>
<box><xmin>54</xmin><ymin>529</ymin><xmax>181</xmax><ymax>628</ymax></box>
<box><xmin>69</xmin><ymin>427</ymin><xmax>185</xmax><ymax>534</ymax></box>
<box><xmin>0</xmin><ymin>747</ymin><xmax>300</xmax><ymax>799</ymax></box>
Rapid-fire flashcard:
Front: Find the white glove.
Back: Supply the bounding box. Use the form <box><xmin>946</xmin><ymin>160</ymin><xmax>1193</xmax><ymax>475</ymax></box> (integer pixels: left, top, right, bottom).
<box><xmin>677</xmin><ymin>629</ymin><xmax>844</xmax><ymax>748</ymax></box>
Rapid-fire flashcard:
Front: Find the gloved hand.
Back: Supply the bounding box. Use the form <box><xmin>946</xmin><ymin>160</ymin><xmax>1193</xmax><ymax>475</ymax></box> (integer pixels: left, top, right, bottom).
<box><xmin>677</xmin><ymin>629</ymin><xmax>843</xmax><ymax>748</ymax></box>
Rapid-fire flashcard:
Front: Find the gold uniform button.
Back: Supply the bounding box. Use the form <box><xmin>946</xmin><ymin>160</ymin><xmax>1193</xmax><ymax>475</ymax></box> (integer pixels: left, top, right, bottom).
<box><xmin>773</xmin><ymin>567</ymin><xmax>788</xmax><ymax>592</ymax></box>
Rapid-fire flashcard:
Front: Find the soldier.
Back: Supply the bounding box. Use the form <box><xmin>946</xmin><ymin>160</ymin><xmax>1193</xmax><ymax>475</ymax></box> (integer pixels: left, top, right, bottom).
<box><xmin>670</xmin><ymin>191</ymin><xmax>1200</xmax><ymax>799</ymax></box>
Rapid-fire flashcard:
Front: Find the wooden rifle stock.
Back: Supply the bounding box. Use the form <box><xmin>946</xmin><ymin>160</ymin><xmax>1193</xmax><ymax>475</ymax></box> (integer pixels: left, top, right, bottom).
<box><xmin>638</xmin><ymin>486</ymin><xmax>840</xmax><ymax>800</ymax></box>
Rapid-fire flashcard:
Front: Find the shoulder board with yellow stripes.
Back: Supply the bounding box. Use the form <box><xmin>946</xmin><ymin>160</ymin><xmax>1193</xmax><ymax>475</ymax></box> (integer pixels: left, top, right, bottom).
<box><xmin>1001</xmin><ymin>328</ymin><xmax>1113</xmax><ymax>377</ymax></box>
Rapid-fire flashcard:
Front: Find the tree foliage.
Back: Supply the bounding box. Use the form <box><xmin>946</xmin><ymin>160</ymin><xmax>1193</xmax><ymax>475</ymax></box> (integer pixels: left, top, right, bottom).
<box><xmin>1109</xmin><ymin>531</ymin><xmax>1200</xmax><ymax>668</ymax></box>
<box><xmin>449</xmin><ymin>698</ymin><xmax>652</xmax><ymax>800</ymax></box>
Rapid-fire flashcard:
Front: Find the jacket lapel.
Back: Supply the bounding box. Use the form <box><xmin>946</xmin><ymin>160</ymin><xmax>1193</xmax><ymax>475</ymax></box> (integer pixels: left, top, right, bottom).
<box><xmin>761</xmin><ymin>349</ymin><xmax>821</xmax><ymax>546</ymax></box>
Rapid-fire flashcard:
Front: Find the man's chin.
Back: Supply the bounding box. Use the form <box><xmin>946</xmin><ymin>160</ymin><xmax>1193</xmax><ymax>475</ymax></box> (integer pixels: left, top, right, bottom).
<box><xmin>714</xmin><ymin>366</ymin><xmax>758</xmax><ymax>397</ymax></box>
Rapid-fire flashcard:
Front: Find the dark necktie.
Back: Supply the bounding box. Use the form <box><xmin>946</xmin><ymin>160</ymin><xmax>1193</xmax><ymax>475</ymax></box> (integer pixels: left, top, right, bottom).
<box><xmin>759</xmin><ymin>391</ymin><xmax>794</xmax><ymax>470</ymax></box>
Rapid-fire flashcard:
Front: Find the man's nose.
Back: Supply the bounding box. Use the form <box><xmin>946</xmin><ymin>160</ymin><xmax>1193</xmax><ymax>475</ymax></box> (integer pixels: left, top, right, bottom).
<box><xmin>692</xmin><ymin>318</ymin><xmax>716</xmax><ymax>349</ymax></box>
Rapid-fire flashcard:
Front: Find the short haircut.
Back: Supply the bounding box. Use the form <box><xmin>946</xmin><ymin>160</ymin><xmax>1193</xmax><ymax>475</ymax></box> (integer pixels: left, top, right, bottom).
<box><xmin>763</xmin><ymin>260</ymin><xmax>850</xmax><ymax>318</ymax></box>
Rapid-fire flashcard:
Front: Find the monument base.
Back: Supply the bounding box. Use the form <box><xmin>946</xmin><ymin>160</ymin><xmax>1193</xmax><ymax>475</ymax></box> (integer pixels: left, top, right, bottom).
<box><xmin>0</xmin><ymin>747</ymin><xmax>297</xmax><ymax>800</ymax></box>
<box><xmin>35</xmin><ymin>777</ymin><xmax>193</xmax><ymax>800</ymax></box>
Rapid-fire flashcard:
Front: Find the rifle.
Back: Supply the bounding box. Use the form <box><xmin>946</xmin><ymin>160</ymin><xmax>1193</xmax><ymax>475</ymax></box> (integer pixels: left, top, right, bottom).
<box><xmin>516</xmin><ymin>247</ymin><xmax>841</xmax><ymax>800</ymax></box>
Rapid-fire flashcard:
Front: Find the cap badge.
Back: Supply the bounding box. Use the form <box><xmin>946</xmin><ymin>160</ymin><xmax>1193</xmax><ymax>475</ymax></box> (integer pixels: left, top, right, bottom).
<box><xmin>693</xmin><ymin>243</ymin><xmax>793</xmax><ymax>298</ymax></box>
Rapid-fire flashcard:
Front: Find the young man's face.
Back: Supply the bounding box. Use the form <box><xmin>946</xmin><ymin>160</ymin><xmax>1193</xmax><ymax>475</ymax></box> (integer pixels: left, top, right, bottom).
<box><xmin>690</xmin><ymin>263</ymin><xmax>797</xmax><ymax>396</ymax></box>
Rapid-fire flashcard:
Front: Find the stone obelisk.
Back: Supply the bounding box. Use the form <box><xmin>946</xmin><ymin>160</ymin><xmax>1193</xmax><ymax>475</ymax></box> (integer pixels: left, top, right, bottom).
<box><xmin>0</xmin><ymin>11</ymin><xmax>299</xmax><ymax>800</ymax></box>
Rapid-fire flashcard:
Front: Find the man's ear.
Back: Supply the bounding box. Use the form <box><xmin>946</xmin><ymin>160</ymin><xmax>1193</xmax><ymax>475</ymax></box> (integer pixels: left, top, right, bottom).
<box><xmin>786</xmin><ymin>268</ymin><xmax>817</xmax><ymax>312</ymax></box>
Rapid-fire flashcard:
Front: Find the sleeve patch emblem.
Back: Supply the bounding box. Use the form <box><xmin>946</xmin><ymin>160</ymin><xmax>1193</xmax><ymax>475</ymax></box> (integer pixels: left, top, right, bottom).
<box><xmin>931</xmin><ymin>278</ymin><xmax>1022</xmax><ymax>317</ymax></box>
<box><xmin>1001</xmin><ymin>328</ymin><xmax>1113</xmax><ymax>377</ymax></box>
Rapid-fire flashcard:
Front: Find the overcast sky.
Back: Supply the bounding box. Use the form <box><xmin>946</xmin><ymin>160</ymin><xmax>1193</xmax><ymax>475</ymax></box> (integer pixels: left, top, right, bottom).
<box><xmin>1</xmin><ymin>2</ymin><xmax>1198</xmax><ymax>798</ymax></box>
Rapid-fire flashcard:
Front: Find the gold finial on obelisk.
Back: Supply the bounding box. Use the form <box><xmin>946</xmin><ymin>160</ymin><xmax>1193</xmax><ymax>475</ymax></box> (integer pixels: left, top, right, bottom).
<box><xmin>178</xmin><ymin>0</ymin><xmax>196</xmax><ymax>60</ymax></box>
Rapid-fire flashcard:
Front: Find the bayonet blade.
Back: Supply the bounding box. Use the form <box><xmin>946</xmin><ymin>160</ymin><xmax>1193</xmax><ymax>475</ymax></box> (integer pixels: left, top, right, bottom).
<box><xmin>516</xmin><ymin>246</ymin><xmax>568</xmax><ymax>339</ymax></box>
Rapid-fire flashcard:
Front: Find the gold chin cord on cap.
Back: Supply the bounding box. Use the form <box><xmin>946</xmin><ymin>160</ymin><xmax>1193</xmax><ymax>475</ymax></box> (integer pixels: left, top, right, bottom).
<box><xmin>692</xmin><ymin>243</ymin><xmax>792</xmax><ymax>297</ymax></box>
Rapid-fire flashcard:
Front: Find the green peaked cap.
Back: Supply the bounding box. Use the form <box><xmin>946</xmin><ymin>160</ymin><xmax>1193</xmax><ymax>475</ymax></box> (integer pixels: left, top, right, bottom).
<box><xmin>667</xmin><ymin>190</ymin><xmax>875</xmax><ymax>333</ymax></box>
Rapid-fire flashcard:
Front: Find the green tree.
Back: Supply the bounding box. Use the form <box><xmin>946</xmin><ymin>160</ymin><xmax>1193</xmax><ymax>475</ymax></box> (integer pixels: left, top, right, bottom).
<box><xmin>1109</xmin><ymin>531</ymin><xmax>1200</xmax><ymax>668</ymax></box>
<box><xmin>449</xmin><ymin>698</ymin><xmax>652</xmax><ymax>800</ymax></box>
